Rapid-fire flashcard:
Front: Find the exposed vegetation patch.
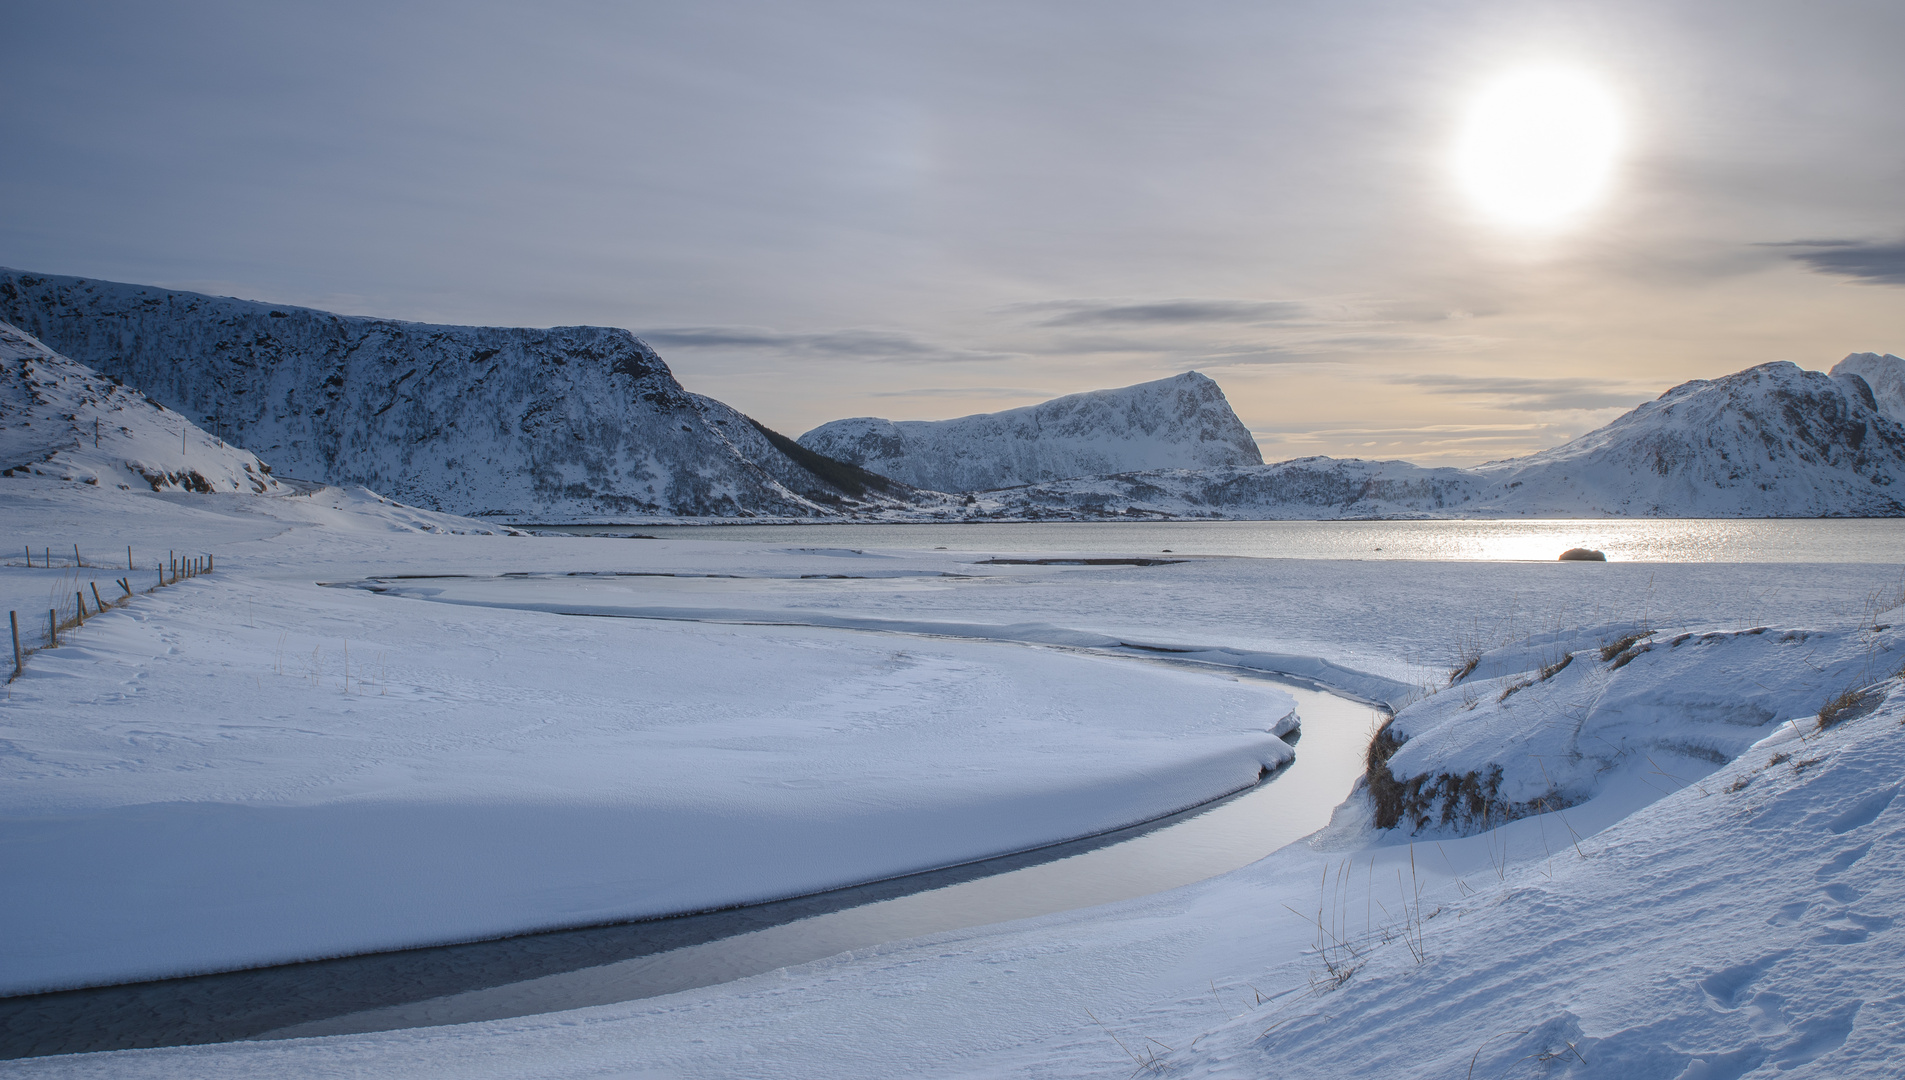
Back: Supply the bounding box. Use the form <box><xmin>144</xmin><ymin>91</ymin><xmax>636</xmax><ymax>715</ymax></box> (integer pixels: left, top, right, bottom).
<box><xmin>1819</xmin><ymin>685</ymin><xmax>1885</xmax><ymax>730</ymax></box>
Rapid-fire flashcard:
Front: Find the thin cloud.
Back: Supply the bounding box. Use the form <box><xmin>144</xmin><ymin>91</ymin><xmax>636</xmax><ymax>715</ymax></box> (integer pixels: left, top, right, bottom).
<box><xmin>1014</xmin><ymin>298</ymin><xmax>1311</xmax><ymax>328</ymax></box>
<box><xmin>637</xmin><ymin>326</ymin><xmax>1011</xmax><ymax>363</ymax></box>
<box><xmin>1386</xmin><ymin>373</ymin><xmax>1649</xmax><ymax>412</ymax></box>
<box><xmin>1773</xmin><ymin>240</ymin><xmax>1905</xmax><ymax>285</ymax></box>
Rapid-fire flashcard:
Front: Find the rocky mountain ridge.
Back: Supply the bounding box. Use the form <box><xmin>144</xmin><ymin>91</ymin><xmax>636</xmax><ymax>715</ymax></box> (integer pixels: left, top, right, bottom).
<box><xmin>0</xmin><ymin>269</ymin><xmax>921</xmax><ymax>521</ymax></box>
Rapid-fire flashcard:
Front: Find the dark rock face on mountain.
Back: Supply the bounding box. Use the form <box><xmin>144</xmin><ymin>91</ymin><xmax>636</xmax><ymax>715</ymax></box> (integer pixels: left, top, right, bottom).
<box><xmin>977</xmin><ymin>361</ymin><xmax>1905</xmax><ymax>518</ymax></box>
<box><xmin>0</xmin><ymin>269</ymin><xmax>915</xmax><ymax>520</ymax></box>
<box><xmin>798</xmin><ymin>371</ymin><xmax>1263</xmax><ymax>493</ymax></box>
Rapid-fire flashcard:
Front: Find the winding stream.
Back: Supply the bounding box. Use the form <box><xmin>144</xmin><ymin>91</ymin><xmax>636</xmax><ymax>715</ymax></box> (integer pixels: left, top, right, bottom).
<box><xmin>0</xmin><ymin>640</ymin><xmax>1379</xmax><ymax>1060</ymax></box>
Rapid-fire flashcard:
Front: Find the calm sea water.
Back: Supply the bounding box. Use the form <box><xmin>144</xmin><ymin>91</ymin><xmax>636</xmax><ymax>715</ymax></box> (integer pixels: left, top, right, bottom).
<box><xmin>614</xmin><ymin>519</ymin><xmax>1905</xmax><ymax>563</ymax></box>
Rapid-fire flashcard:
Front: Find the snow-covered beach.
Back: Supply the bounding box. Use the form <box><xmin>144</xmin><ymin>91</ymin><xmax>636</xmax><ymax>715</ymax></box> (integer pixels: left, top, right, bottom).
<box><xmin>4</xmin><ymin>476</ymin><xmax>1902</xmax><ymax>1076</ymax></box>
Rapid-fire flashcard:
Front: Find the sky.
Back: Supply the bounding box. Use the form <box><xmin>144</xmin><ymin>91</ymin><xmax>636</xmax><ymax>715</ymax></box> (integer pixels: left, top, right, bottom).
<box><xmin>3</xmin><ymin>0</ymin><xmax>1901</xmax><ymax>466</ymax></box>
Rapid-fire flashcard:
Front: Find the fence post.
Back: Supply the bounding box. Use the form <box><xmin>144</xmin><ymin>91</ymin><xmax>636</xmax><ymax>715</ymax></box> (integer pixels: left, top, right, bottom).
<box><xmin>23</xmin><ymin>545</ymin><xmax>29</xmax><ymax>568</ymax></box>
<box><xmin>74</xmin><ymin>544</ymin><xmax>82</xmax><ymax>567</ymax></box>
<box><xmin>9</xmin><ymin>611</ymin><xmax>20</xmax><ymax>677</ymax></box>
<box><xmin>48</xmin><ymin>609</ymin><xmax>57</xmax><ymax>647</ymax></box>
<box><xmin>128</xmin><ymin>546</ymin><xmax>133</xmax><ymax>571</ymax></box>
<box><xmin>76</xmin><ymin>591</ymin><xmax>87</xmax><ymax>623</ymax></box>
<box><xmin>92</xmin><ymin>582</ymin><xmax>105</xmax><ymax>611</ymax></box>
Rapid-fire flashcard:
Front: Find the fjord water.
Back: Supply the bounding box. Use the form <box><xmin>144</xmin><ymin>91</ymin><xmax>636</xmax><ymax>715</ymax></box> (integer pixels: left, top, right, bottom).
<box><xmin>625</xmin><ymin>518</ymin><xmax>1905</xmax><ymax>563</ymax></box>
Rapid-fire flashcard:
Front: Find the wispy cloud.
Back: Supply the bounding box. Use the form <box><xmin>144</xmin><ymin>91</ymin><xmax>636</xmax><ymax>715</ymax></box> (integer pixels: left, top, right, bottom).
<box><xmin>637</xmin><ymin>326</ymin><xmax>1012</xmax><ymax>363</ymax></box>
<box><xmin>1385</xmin><ymin>373</ymin><xmax>1649</xmax><ymax>411</ymax></box>
<box><xmin>1012</xmin><ymin>298</ymin><xmax>1312</xmax><ymax>328</ymax></box>
<box><xmin>1766</xmin><ymin>239</ymin><xmax>1905</xmax><ymax>285</ymax></box>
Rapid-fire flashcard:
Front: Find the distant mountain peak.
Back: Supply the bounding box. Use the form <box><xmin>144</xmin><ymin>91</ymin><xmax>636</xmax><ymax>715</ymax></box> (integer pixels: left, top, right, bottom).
<box><xmin>797</xmin><ymin>370</ymin><xmax>1263</xmax><ymax>492</ymax></box>
<box><xmin>1831</xmin><ymin>351</ymin><xmax>1905</xmax><ymax>424</ymax></box>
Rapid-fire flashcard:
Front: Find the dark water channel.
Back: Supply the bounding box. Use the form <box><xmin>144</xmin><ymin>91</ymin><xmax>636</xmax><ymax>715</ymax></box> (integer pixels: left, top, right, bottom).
<box><xmin>0</xmin><ymin>679</ymin><xmax>1378</xmax><ymax>1061</ymax></box>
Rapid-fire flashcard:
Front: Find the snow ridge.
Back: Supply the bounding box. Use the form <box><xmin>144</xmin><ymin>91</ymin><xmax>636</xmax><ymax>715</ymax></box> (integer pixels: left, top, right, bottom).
<box><xmin>0</xmin><ymin>269</ymin><xmax>921</xmax><ymax>522</ymax></box>
<box><xmin>0</xmin><ymin>320</ymin><xmax>278</xmax><ymax>495</ymax></box>
<box><xmin>797</xmin><ymin>371</ymin><xmax>1263</xmax><ymax>492</ymax></box>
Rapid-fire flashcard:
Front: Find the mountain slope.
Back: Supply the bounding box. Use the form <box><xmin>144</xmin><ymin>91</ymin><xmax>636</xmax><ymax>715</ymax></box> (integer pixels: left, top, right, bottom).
<box><xmin>797</xmin><ymin>371</ymin><xmax>1262</xmax><ymax>493</ymax></box>
<box><xmin>0</xmin><ymin>269</ymin><xmax>918</xmax><ymax>521</ymax></box>
<box><xmin>1475</xmin><ymin>360</ymin><xmax>1905</xmax><ymax>516</ymax></box>
<box><xmin>1</xmin><ymin>320</ymin><xmax>278</xmax><ymax>494</ymax></box>
<box><xmin>981</xmin><ymin>360</ymin><xmax>1905</xmax><ymax>519</ymax></box>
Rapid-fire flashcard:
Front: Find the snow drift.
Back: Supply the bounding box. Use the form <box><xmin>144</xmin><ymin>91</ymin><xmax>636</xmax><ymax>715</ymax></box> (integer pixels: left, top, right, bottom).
<box><xmin>797</xmin><ymin>371</ymin><xmax>1263</xmax><ymax>492</ymax></box>
<box><xmin>0</xmin><ymin>269</ymin><xmax>919</xmax><ymax>522</ymax></box>
<box><xmin>0</xmin><ymin>320</ymin><xmax>278</xmax><ymax>495</ymax></box>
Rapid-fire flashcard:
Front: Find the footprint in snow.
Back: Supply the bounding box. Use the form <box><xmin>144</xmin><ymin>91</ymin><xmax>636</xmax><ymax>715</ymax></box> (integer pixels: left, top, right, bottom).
<box><xmin>1814</xmin><ymin>841</ymin><xmax>1873</xmax><ymax>880</ymax></box>
<box><xmin>1699</xmin><ymin>952</ymin><xmax>1790</xmax><ymax>1010</ymax></box>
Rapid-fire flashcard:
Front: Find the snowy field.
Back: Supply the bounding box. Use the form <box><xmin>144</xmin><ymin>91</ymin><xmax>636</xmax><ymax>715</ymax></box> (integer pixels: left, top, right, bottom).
<box><xmin>4</xmin><ymin>478</ymin><xmax>1904</xmax><ymax>1077</ymax></box>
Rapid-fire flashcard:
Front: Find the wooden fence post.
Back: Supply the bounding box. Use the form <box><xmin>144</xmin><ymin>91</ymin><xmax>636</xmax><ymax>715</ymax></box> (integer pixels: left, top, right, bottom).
<box><xmin>74</xmin><ymin>544</ymin><xmax>82</xmax><ymax>567</ymax></box>
<box><xmin>128</xmin><ymin>546</ymin><xmax>133</xmax><ymax>571</ymax></box>
<box><xmin>91</xmin><ymin>582</ymin><xmax>105</xmax><ymax>611</ymax></box>
<box><xmin>76</xmin><ymin>592</ymin><xmax>87</xmax><ymax>623</ymax></box>
<box><xmin>9</xmin><ymin>611</ymin><xmax>20</xmax><ymax>677</ymax></box>
<box><xmin>48</xmin><ymin>609</ymin><xmax>57</xmax><ymax>647</ymax></box>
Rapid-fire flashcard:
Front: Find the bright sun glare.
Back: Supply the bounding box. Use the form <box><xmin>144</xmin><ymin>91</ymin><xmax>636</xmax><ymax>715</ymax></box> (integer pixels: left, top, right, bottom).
<box><xmin>1453</xmin><ymin>67</ymin><xmax>1623</xmax><ymax>230</ymax></box>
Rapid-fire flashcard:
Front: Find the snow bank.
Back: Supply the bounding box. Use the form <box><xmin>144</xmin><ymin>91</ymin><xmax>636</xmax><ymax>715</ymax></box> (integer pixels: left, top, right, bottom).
<box><xmin>0</xmin><ymin>561</ymin><xmax>1294</xmax><ymax>994</ymax></box>
<box><xmin>1369</xmin><ymin>620</ymin><xmax>1902</xmax><ymax>834</ymax></box>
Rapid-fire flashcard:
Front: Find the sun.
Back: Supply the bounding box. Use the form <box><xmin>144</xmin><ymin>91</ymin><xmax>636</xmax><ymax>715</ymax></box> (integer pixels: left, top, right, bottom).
<box><xmin>1453</xmin><ymin>67</ymin><xmax>1623</xmax><ymax>231</ymax></box>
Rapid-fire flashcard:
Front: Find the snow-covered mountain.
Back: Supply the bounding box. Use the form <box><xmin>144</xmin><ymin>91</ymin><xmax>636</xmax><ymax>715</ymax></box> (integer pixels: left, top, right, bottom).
<box><xmin>1833</xmin><ymin>352</ymin><xmax>1905</xmax><ymax>423</ymax></box>
<box><xmin>1</xmin><ymin>320</ymin><xmax>279</xmax><ymax>495</ymax></box>
<box><xmin>979</xmin><ymin>360</ymin><xmax>1905</xmax><ymax>518</ymax></box>
<box><xmin>797</xmin><ymin>371</ymin><xmax>1263</xmax><ymax>493</ymax></box>
<box><xmin>0</xmin><ymin>269</ymin><xmax>920</xmax><ymax>522</ymax></box>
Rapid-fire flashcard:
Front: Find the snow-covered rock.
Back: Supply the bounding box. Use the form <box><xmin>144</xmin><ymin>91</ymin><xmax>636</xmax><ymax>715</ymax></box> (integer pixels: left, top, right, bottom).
<box><xmin>797</xmin><ymin>371</ymin><xmax>1263</xmax><ymax>493</ymax></box>
<box><xmin>0</xmin><ymin>320</ymin><xmax>279</xmax><ymax>495</ymax></box>
<box><xmin>0</xmin><ymin>269</ymin><xmax>920</xmax><ymax>522</ymax></box>
<box><xmin>1368</xmin><ymin>621</ymin><xmax>1898</xmax><ymax>835</ymax></box>
<box><xmin>979</xmin><ymin>360</ymin><xmax>1905</xmax><ymax>518</ymax></box>
<box><xmin>1832</xmin><ymin>351</ymin><xmax>1905</xmax><ymax>423</ymax></box>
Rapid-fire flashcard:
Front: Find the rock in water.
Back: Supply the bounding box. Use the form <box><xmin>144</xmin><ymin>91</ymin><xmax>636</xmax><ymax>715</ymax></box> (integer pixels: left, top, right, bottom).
<box><xmin>0</xmin><ymin>269</ymin><xmax>918</xmax><ymax>521</ymax></box>
<box><xmin>797</xmin><ymin>371</ymin><xmax>1262</xmax><ymax>493</ymax></box>
<box><xmin>1558</xmin><ymin>548</ymin><xmax>1606</xmax><ymax>561</ymax></box>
